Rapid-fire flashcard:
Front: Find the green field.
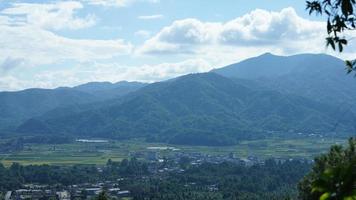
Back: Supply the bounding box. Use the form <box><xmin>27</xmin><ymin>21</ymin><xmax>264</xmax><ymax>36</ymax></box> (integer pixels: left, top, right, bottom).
<box><xmin>0</xmin><ymin>137</ymin><xmax>347</xmax><ymax>166</ymax></box>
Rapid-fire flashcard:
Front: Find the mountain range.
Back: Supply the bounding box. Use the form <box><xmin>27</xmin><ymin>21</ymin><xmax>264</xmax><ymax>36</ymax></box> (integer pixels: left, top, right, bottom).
<box><xmin>0</xmin><ymin>81</ymin><xmax>146</xmax><ymax>131</ymax></box>
<box><xmin>2</xmin><ymin>53</ymin><xmax>355</xmax><ymax>145</ymax></box>
<box><xmin>214</xmin><ymin>53</ymin><xmax>356</xmax><ymax>109</ymax></box>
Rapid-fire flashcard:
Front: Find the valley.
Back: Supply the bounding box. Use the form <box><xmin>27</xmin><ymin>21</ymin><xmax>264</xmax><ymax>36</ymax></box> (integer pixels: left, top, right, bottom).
<box><xmin>0</xmin><ymin>53</ymin><xmax>355</xmax><ymax>199</ymax></box>
<box><xmin>0</xmin><ymin>53</ymin><xmax>355</xmax><ymax>166</ymax></box>
<box><xmin>0</xmin><ymin>135</ymin><xmax>347</xmax><ymax>166</ymax></box>
<box><xmin>2</xmin><ymin>0</ymin><xmax>356</xmax><ymax>198</ymax></box>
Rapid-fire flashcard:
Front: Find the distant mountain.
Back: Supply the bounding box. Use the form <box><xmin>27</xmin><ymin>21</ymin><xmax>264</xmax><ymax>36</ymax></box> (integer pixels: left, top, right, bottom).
<box><xmin>18</xmin><ymin>73</ymin><xmax>355</xmax><ymax>146</ymax></box>
<box><xmin>213</xmin><ymin>53</ymin><xmax>356</xmax><ymax>110</ymax></box>
<box><xmin>5</xmin><ymin>53</ymin><xmax>356</xmax><ymax>146</ymax></box>
<box><xmin>0</xmin><ymin>88</ymin><xmax>97</xmax><ymax>131</ymax></box>
<box><xmin>0</xmin><ymin>81</ymin><xmax>146</xmax><ymax>131</ymax></box>
<box><xmin>73</xmin><ymin>81</ymin><xmax>147</xmax><ymax>99</ymax></box>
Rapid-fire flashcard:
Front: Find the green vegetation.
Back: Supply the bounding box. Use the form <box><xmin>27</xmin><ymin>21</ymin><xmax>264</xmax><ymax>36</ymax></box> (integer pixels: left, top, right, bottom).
<box><xmin>0</xmin><ymin>141</ymin><xmax>126</xmax><ymax>166</ymax></box>
<box><xmin>125</xmin><ymin>159</ymin><xmax>310</xmax><ymax>200</ymax></box>
<box><xmin>0</xmin><ymin>158</ymin><xmax>148</xmax><ymax>191</ymax></box>
<box><xmin>214</xmin><ymin>53</ymin><xmax>356</xmax><ymax>112</ymax></box>
<box><xmin>2</xmin><ymin>138</ymin><xmax>352</xmax><ymax>199</ymax></box>
<box><xmin>298</xmin><ymin>138</ymin><xmax>356</xmax><ymax>200</ymax></box>
<box><xmin>301</xmin><ymin>2</ymin><xmax>356</xmax><ymax>197</ymax></box>
<box><xmin>0</xmin><ymin>157</ymin><xmax>310</xmax><ymax>200</ymax></box>
<box><xmin>0</xmin><ymin>137</ymin><xmax>346</xmax><ymax>166</ymax></box>
<box><xmin>0</xmin><ymin>54</ymin><xmax>353</xmax><ymax>147</ymax></box>
<box><xmin>19</xmin><ymin>72</ymin><xmax>356</xmax><ymax>146</ymax></box>
<box><xmin>0</xmin><ymin>81</ymin><xmax>146</xmax><ymax>132</ymax></box>
<box><xmin>0</xmin><ymin>88</ymin><xmax>97</xmax><ymax>132</ymax></box>
<box><xmin>96</xmin><ymin>191</ymin><xmax>110</xmax><ymax>200</ymax></box>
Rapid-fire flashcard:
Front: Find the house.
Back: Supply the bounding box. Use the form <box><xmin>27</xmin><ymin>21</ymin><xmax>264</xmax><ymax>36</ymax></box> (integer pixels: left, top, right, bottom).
<box><xmin>5</xmin><ymin>191</ymin><xmax>11</xmax><ymax>200</ymax></box>
<box><xmin>117</xmin><ymin>190</ymin><xmax>130</xmax><ymax>198</ymax></box>
<box><xmin>56</xmin><ymin>191</ymin><xmax>70</xmax><ymax>200</ymax></box>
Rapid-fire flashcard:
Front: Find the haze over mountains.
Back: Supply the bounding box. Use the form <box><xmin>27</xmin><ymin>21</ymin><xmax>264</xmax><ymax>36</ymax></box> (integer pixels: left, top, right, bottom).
<box><xmin>2</xmin><ymin>53</ymin><xmax>355</xmax><ymax>145</ymax></box>
<box><xmin>0</xmin><ymin>81</ymin><xmax>147</xmax><ymax>131</ymax></box>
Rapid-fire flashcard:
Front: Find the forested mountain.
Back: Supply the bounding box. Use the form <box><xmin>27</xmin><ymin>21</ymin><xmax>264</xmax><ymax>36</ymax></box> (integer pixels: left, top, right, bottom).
<box><xmin>18</xmin><ymin>73</ymin><xmax>355</xmax><ymax>145</ymax></box>
<box><xmin>213</xmin><ymin>53</ymin><xmax>356</xmax><ymax>110</ymax></box>
<box><xmin>0</xmin><ymin>81</ymin><xmax>146</xmax><ymax>131</ymax></box>
<box><xmin>73</xmin><ymin>81</ymin><xmax>147</xmax><ymax>99</ymax></box>
<box><xmin>2</xmin><ymin>53</ymin><xmax>355</xmax><ymax>145</ymax></box>
<box><xmin>0</xmin><ymin>88</ymin><xmax>96</xmax><ymax>131</ymax></box>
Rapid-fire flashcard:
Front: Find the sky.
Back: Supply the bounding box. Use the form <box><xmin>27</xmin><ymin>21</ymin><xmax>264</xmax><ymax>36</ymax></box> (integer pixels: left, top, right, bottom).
<box><xmin>0</xmin><ymin>0</ymin><xmax>355</xmax><ymax>91</ymax></box>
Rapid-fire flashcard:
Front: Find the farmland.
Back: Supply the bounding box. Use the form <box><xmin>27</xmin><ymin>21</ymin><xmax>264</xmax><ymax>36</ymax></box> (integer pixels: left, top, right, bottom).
<box><xmin>0</xmin><ymin>135</ymin><xmax>347</xmax><ymax>166</ymax></box>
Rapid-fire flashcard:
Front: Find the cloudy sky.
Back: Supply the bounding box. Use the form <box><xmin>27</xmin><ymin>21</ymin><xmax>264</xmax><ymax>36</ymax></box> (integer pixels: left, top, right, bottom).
<box><xmin>0</xmin><ymin>0</ymin><xmax>355</xmax><ymax>91</ymax></box>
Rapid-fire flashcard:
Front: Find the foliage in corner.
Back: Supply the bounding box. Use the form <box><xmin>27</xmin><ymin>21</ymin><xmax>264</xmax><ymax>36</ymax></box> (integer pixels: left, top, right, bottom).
<box><xmin>306</xmin><ymin>0</ymin><xmax>356</xmax><ymax>74</ymax></box>
<box><xmin>298</xmin><ymin>137</ymin><xmax>356</xmax><ymax>200</ymax></box>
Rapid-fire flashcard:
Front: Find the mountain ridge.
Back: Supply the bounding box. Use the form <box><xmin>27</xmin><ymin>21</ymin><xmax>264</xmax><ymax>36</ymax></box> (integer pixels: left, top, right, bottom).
<box><xmin>2</xmin><ymin>53</ymin><xmax>355</xmax><ymax>146</ymax></box>
<box><xmin>17</xmin><ymin>72</ymin><xmax>355</xmax><ymax>146</ymax></box>
<box><xmin>0</xmin><ymin>81</ymin><xmax>147</xmax><ymax>131</ymax></box>
<box><xmin>213</xmin><ymin>53</ymin><xmax>356</xmax><ymax>109</ymax></box>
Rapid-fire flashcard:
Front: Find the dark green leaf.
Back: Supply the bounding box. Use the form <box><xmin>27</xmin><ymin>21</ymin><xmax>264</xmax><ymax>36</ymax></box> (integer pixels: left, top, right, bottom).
<box><xmin>326</xmin><ymin>37</ymin><xmax>336</xmax><ymax>50</ymax></box>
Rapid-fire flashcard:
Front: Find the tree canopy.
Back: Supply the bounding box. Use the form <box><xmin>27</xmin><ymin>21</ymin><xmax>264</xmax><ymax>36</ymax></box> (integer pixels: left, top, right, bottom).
<box><xmin>298</xmin><ymin>137</ymin><xmax>356</xmax><ymax>200</ymax></box>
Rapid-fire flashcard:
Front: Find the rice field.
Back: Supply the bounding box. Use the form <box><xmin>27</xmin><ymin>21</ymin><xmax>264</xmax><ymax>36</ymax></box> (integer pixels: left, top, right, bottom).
<box><xmin>0</xmin><ymin>136</ymin><xmax>347</xmax><ymax>166</ymax></box>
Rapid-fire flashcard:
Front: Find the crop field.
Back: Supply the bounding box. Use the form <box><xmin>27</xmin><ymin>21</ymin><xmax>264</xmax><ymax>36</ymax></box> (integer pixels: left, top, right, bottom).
<box><xmin>0</xmin><ymin>136</ymin><xmax>347</xmax><ymax>166</ymax></box>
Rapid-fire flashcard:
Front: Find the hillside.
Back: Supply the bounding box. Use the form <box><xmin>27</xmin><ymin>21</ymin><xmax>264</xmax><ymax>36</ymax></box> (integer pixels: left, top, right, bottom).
<box><xmin>213</xmin><ymin>53</ymin><xmax>356</xmax><ymax>109</ymax></box>
<box><xmin>0</xmin><ymin>81</ymin><xmax>146</xmax><ymax>131</ymax></box>
<box><xmin>18</xmin><ymin>73</ymin><xmax>355</xmax><ymax>146</ymax></box>
<box><xmin>0</xmin><ymin>88</ymin><xmax>96</xmax><ymax>131</ymax></box>
<box><xmin>73</xmin><ymin>81</ymin><xmax>147</xmax><ymax>99</ymax></box>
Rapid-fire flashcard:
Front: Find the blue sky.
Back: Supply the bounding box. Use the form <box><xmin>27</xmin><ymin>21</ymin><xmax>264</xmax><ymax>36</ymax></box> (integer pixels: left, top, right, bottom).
<box><xmin>0</xmin><ymin>0</ymin><xmax>355</xmax><ymax>91</ymax></box>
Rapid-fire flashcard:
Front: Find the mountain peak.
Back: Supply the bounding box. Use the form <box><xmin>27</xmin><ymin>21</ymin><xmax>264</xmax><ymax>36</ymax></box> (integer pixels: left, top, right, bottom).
<box><xmin>213</xmin><ymin>53</ymin><xmax>343</xmax><ymax>79</ymax></box>
<box><xmin>259</xmin><ymin>52</ymin><xmax>275</xmax><ymax>57</ymax></box>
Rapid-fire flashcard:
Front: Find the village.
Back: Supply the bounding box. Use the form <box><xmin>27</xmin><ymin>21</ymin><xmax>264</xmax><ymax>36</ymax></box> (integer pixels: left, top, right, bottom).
<box><xmin>2</xmin><ymin>147</ymin><xmax>311</xmax><ymax>200</ymax></box>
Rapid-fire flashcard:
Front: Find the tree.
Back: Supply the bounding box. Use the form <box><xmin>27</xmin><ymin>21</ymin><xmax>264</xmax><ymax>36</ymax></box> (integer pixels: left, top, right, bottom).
<box><xmin>306</xmin><ymin>0</ymin><xmax>356</xmax><ymax>74</ymax></box>
<box><xmin>304</xmin><ymin>2</ymin><xmax>356</xmax><ymax>198</ymax></box>
<box><xmin>96</xmin><ymin>191</ymin><xmax>109</xmax><ymax>200</ymax></box>
<box><xmin>298</xmin><ymin>137</ymin><xmax>356</xmax><ymax>200</ymax></box>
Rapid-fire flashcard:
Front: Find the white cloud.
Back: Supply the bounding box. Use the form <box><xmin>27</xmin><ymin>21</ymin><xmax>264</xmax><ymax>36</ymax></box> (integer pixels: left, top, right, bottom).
<box><xmin>0</xmin><ymin>15</ymin><xmax>12</xmax><ymax>25</ymax></box>
<box><xmin>0</xmin><ymin>25</ymin><xmax>132</xmax><ymax>67</ymax></box>
<box><xmin>71</xmin><ymin>58</ymin><xmax>212</xmax><ymax>84</ymax></box>
<box><xmin>1</xmin><ymin>5</ymin><xmax>355</xmax><ymax>91</ymax></box>
<box><xmin>0</xmin><ymin>1</ymin><xmax>135</xmax><ymax>91</ymax></box>
<box><xmin>0</xmin><ymin>58</ymin><xmax>212</xmax><ymax>91</ymax></box>
<box><xmin>1</xmin><ymin>1</ymin><xmax>96</xmax><ymax>30</ymax></box>
<box><xmin>0</xmin><ymin>57</ymin><xmax>24</xmax><ymax>75</ymax></box>
<box><xmin>121</xmin><ymin>59</ymin><xmax>213</xmax><ymax>82</ymax></box>
<box><xmin>0</xmin><ymin>76</ymin><xmax>28</xmax><ymax>91</ymax></box>
<box><xmin>138</xmin><ymin>7</ymin><xmax>329</xmax><ymax>55</ymax></box>
<box><xmin>83</xmin><ymin>0</ymin><xmax>132</xmax><ymax>7</ymax></box>
<box><xmin>135</xmin><ymin>30</ymin><xmax>152</xmax><ymax>38</ymax></box>
<box><xmin>153</xmin><ymin>18</ymin><xmax>217</xmax><ymax>44</ymax></box>
<box><xmin>138</xmin><ymin>14</ymin><xmax>163</xmax><ymax>20</ymax></box>
<box><xmin>82</xmin><ymin>0</ymin><xmax>159</xmax><ymax>7</ymax></box>
<box><xmin>138</xmin><ymin>18</ymin><xmax>219</xmax><ymax>54</ymax></box>
<box><xmin>219</xmin><ymin>8</ymin><xmax>323</xmax><ymax>46</ymax></box>
<box><xmin>136</xmin><ymin>7</ymin><xmax>356</xmax><ymax>76</ymax></box>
